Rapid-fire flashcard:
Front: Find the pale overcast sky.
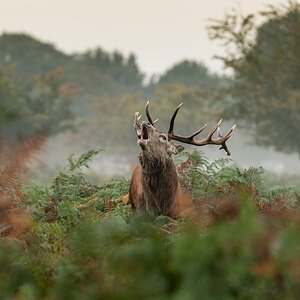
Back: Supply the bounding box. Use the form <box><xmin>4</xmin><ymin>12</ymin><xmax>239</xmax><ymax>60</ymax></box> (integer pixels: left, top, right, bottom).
<box><xmin>0</xmin><ymin>0</ymin><xmax>286</xmax><ymax>74</ymax></box>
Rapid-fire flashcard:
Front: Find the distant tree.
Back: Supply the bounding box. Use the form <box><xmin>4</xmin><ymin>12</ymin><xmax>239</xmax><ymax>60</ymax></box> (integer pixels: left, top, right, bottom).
<box><xmin>157</xmin><ymin>60</ymin><xmax>222</xmax><ymax>88</ymax></box>
<box><xmin>125</xmin><ymin>53</ymin><xmax>144</xmax><ymax>87</ymax></box>
<box><xmin>79</xmin><ymin>48</ymin><xmax>144</xmax><ymax>90</ymax></box>
<box><xmin>0</xmin><ymin>68</ymin><xmax>22</xmax><ymax>124</ymax></box>
<box><xmin>0</xmin><ymin>33</ymin><xmax>70</xmax><ymax>78</ymax></box>
<box><xmin>87</xmin><ymin>84</ymin><xmax>220</xmax><ymax>155</ymax></box>
<box><xmin>88</xmin><ymin>93</ymin><xmax>143</xmax><ymax>153</ymax></box>
<box><xmin>149</xmin><ymin>83</ymin><xmax>221</xmax><ymax>136</ymax></box>
<box><xmin>208</xmin><ymin>1</ymin><xmax>300</xmax><ymax>156</ymax></box>
<box><xmin>0</xmin><ymin>33</ymin><xmax>144</xmax><ymax>96</ymax></box>
<box><xmin>0</xmin><ymin>67</ymin><xmax>75</xmax><ymax>140</ymax></box>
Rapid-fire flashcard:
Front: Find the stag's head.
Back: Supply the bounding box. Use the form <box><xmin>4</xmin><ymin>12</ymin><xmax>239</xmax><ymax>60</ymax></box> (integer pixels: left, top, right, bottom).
<box><xmin>134</xmin><ymin>101</ymin><xmax>236</xmax><ymax>159</ymax></box>
<box><xmin>134</xmin><ymin>106</ymin><xmax>184</xmax><ymax>158</ymax></box>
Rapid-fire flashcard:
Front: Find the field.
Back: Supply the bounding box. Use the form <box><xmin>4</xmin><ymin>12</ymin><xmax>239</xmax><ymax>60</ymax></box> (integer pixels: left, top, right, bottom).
<box><xmin>1</xmin><ymin>150</ymin><xmax>300</xmax><ymax>299</ymax></box>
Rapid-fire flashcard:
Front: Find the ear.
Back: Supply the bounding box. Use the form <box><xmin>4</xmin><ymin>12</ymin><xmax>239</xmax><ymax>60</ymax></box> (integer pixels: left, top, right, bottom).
<box><xmin>173</xmin><ymin>144</ymin><xmax>184</xmax><ymax>155</ymax></box>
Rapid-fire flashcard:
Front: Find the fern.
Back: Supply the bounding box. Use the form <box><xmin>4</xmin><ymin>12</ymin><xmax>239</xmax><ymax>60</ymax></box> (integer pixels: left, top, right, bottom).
<box><xmin>67</xmin><ymin>149</ymin><xmax>102</xmax><ymax>171</ymax></box>
<box><xmin>178</xmin><ymin>151</ymin><xmax>299</xmax><ymax>209</ymax></box>
<box><xmin>1</xmin><ymin>149</ymin><xmax>299</xmax><ymax>299</ymax></box>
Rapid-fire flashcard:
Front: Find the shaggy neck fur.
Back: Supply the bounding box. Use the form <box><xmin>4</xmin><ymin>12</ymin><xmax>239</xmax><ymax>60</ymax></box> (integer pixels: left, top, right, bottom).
<box><xmin>139</xmin><ymin>153</ymin><xmax>178</xmax><ymax>216</ymax></box>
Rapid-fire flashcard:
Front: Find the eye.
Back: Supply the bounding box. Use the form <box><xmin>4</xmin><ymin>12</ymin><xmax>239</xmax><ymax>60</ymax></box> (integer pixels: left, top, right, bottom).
<box><xmin>159</xmin><ymin>134</ymin><xmax>167</xmax><ymax>141</ymax></box>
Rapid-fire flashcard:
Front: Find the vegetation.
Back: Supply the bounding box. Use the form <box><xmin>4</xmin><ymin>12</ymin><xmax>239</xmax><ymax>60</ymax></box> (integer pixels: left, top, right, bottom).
<box><xmin>157</xmin><ymin>60</ymin><xmax>222</xmax><ymax>88</ymax></box>
<box><xmin>0</xmin><ymin>1</ymin><xmax>299</xmax><ymax>298</ymax></box>
<box><xmin>0</xmin><ymin>33</ymin><xmax>144</xmax><ymax>96</ymax></box>
<box><xmin>0</xmin><ymin>150</ymin><xmax>299</xmax><ymax>299</ymax></box>
<box><xmin>0</xmin><ymin>33</ymin><xmax>70</xmax><ymax>78</ymax></box>
<box><xmin>0</xmin><ymin>67</ymin><xmax>75</xmax><ymax>139</ymax></box>
<box><xmin>208</xmin><ymin>1</ymin><xmax>300</xmax><ymax>155</ymax></box>
<box><xmin>0</xmin><ymin>32</ymin><xmax>225</xmax><ymax>155</ymax></box>
<box><xmin>2</xmin><ymin>1</ymin><xmax>300</xmax><ymax>158</ymax></box>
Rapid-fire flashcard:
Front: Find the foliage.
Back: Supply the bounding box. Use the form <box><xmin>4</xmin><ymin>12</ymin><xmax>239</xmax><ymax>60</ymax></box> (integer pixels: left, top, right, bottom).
<box><xmin>86</xmin><ymin>93</ymin><xmax>143</xmax><ymax>153</ymax></box>
<box><xmin>146</xmin><ymin>83</ymin><xmax>222</xmax><ymax>140</ymax></box>
<box><xmin>79</xmin><ymin>48</ymin><xmax>144</xmax><ymax>90</ymax></box>
<box><xmin>0</xmin><ymin>67</ymin><xmax>75</xmax><ymax>138</ymax></box>
<box><xmin>0</xmin><ymin>33</ymin><xmax>224</xmax><ymax>158</ymax></box>
<box><xmin>0</xmin><ymin>150</ymin><xmax>300</xmax><ymax>299</ymax></box>
<box><xmin>178</xmin><ymin>151</ymin><xmax>299</xmax><ymax>209</ymax></box>
<box><xmin>208</xmin><ymin>1</ymin><xmax>300</xmax><ymax>155</ymax></box>
<box><xmin>0</xmin><ymin>33</ymin><xmax>70</xmax><ymax>78</ymax></box>
<box><xmin>157</xmin><ymin>60</ymin><xmax>222</xmax><ymax>88</ymax></box>
<box><xmin>0</xmin><ymin>33</ymin><xmax>144</xmax><ymax>96</ymax></box>
<box><xmin>0</xmin><ymin>67</ymin><xmax>22</xmax><ymax>124</ymax></box>
<box><xmin>26</xmin><ymin>150</ymin><xmax>130</xmax><ymax>228</ymax></box>
<box><xmin>88</xmin><ymin>84</ymin><xmax>223</xmax><ymax>154</ymax></box>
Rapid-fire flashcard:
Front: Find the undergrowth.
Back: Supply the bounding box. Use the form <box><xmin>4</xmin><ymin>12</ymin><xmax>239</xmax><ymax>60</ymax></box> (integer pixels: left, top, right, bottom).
<box><xmin>178</xmin><ymin>151</ymin><xmax>299</xmax><ymax>210</ymax></box>
<box><xmin>0</xmin><ymin>150</ymin><xmax>300</xmax><ymax>299</ymax></box>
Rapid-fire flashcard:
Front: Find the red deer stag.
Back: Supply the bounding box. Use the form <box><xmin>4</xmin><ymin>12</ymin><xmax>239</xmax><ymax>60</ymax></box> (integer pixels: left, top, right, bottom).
<box><xmin>129</xmin><ymin>102</ymin><xmax>236</xmax><ymax>218</ymax></box>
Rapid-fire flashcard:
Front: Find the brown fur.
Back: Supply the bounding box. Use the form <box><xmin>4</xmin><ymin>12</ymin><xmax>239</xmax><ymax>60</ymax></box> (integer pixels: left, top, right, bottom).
<box><xmin>129</xmin><ymin>122</ymin><xmax>193</xmax><ymax>218</ymax></box>
<box><xmin>129</xmin><ymin>162</ymin><xmax>193</xmax><ymax>218</ymax></box>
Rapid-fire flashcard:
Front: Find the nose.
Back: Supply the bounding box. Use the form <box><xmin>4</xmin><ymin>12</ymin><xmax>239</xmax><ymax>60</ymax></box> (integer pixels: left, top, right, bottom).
<box><xmin>142</xmin><ymin>121</ymin><xmax>152</xmax><ymax>127</ymax></box>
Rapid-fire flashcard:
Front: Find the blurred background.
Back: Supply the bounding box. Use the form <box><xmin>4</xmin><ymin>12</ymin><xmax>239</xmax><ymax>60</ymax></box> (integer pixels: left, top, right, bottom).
<box><xmin>0</xmin><ymin>0</ymin><xmax>299</xmax><ymax>181</ymax></box>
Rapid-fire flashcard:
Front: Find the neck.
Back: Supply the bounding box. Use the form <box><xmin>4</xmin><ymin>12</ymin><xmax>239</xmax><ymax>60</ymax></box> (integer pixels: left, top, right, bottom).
<box><xmin>139</xmin><ymin>153</ymin><xmax>178</xmax><ymax>216</ymax></box>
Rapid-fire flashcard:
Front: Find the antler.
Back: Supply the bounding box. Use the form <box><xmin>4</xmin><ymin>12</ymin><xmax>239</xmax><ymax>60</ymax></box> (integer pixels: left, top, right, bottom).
<box><xmin>145</xmin><ymin>101</ymin><xmax>158</xmax><ymax>125</ymax></box>
<box><xmin>168</xmin><ymin>103</ymin><xmax>236</xmax><ymax>156</ymax></box>
<box><xmin>134</xmin><ymin>101</ymin><xmax>159</xmax><ymax>137</ymax></box>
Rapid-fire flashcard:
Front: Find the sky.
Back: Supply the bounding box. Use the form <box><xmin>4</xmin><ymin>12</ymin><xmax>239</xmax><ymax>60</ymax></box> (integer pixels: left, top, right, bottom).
<box><xmin>0</xmin><ymin>0</ymin><xmax>286</xmax><ymax>75</ymax></box>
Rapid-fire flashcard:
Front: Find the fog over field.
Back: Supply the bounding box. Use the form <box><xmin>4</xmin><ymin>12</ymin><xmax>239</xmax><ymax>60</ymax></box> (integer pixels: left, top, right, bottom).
<box><xmin>37</xmin><ymin>124</ymin><xmax>299</xmax><ymax>181</ymax></box>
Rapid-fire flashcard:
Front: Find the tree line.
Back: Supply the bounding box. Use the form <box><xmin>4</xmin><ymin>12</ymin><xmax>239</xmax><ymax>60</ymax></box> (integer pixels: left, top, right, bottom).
<box><xmin>0</xmin><ymin>32</ymin><xmax>222</xmax><ymax>153</ymax></box>
<box><xmin>0</xmin><ymin>1</ymin><xmax>299</xmax><ymax>157</ymax></box>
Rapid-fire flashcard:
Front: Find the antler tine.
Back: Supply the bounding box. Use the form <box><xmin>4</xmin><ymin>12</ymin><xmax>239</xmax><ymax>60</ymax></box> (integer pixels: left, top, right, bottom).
<box><xmin>189</xmin><ymin>123</ymin><xmax>208</xmax><ymax>139</ymax></box>
<box><xmin>168</xmin><ymin>103</ymin><xmax>183</xmax><ymax>134</ymax></box>
<box><xmin>145</xmin><ymin>101</ymin><xmax>158</xmax><ymax>125</ymax></box>
<box><xmin>134</xmin><ymin>112</ymin><xmax>142</xmax><ymax>137</ymax></box>
<box><xmin>134</xmin><ymin>112</ymin><xmax>141</xmax><ymax>126</ymax></box>
<box><xmin>207</xmin><ymin>119</ymin><xmax>223</xmax><ymax>141</ymax></box>
<box><xmin>223</xmin><ymin>124</ymin><xmax>236</xmax><ymax>141</ymax></box>
<box><xmin>218</xmin><ymin>124</ymin><xmax>236</xmax><ymax>155</ymax></box>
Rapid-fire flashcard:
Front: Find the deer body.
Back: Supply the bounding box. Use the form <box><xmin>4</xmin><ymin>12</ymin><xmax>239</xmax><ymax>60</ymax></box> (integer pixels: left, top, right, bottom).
<box><xmin>129</xmin><ymin>102</ymin><xmax>236</xmax><ymax>218</ymax></box>
<box><xmin>129</xmin><ymin>154</ymin><xmax>192</xmax><ymax>218</ymax></box>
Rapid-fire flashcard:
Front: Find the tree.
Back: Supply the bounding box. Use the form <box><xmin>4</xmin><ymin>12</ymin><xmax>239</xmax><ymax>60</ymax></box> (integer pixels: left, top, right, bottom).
<box><xmin>146</xmin><ymin>83</ymin><xmax>222</xmax><ymax>140</ymax></box>
<box><xmin>0</xmin><ymin>33</ymin><xmax>70</xmax><ymax>78</ymax></box>
<box><xmin>0</xmin><ymin>67</ymin><xmax>75</xmax><ymax>140</ymax></box>
<box><xmin>79</xmin><ymin>48</ymin><xmax>144</xmax><ymax>91</ymax></box>
<box><xmin>0</xmin><ymin>33</ymin><xmax>144</xmax><ymax>96</ymax></box>
<box><xmin>208</xmin><ymin>1</ymin><xmax>300</xmax><ymax>156</ymax></box>
<box><xmin>157</xmin><ymin>60</ymin><xmax>222</xmax><ymax>88</ymax></box>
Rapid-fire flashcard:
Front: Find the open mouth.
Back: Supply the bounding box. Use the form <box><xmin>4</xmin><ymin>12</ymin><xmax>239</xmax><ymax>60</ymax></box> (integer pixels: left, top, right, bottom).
<box><xmin>138</xmin><ymin>124</ymin><xmax>149</xmax><ymax>150</ymax></box>
<box><xmin>141</xmin><ymin>125</ymin><xmax>149</xmax><ymax>140</ymax></box>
